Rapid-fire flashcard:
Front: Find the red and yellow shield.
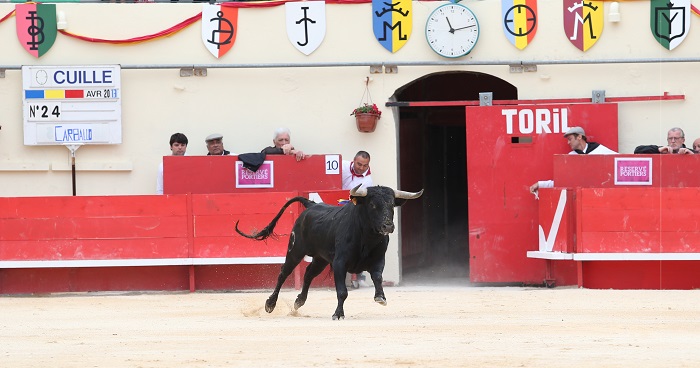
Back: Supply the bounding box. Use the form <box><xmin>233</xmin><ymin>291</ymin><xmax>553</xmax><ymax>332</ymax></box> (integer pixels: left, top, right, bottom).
<box><xmin>502</xmin><ymin>0</ymin><xmax>538</xmax><ymax>50</ymax></box>
<box><xmin>563</xmin><ymin>0</ymin><xmax>603</xmax><ymax>52</ymax></box>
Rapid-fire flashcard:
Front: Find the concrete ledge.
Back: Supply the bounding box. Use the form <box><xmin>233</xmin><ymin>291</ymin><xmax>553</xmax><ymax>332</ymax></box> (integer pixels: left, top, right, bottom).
<box><xmin>0</xmin><ymin>162</ymin><xmax>51</xmax><ymax>171</ymax></box>
<box><xmin>51</xmin><ymin>162</ymin><xmax>133</xmax><ymax>171</ymax></box>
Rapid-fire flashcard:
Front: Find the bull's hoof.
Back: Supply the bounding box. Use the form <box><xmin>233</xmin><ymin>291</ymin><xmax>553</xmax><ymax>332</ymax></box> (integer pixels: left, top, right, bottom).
<box><xmin>332</xmin><ymin>313</ymin><xmax>345</xmax><ymax>320</ymax></box>
<box><xmin>374</xmin><ymin>296</ymin><xmax>387</xmax><ymax>306</ymax></box>
<box><xmin>293</xmin><ymin>298</ymin><xmax>306</xmax><ymax>310</ymax></box>
<box><xmin>265</xmin><ymin>298</ymin><xmax>276</xmax><ymax>313</ymax></box>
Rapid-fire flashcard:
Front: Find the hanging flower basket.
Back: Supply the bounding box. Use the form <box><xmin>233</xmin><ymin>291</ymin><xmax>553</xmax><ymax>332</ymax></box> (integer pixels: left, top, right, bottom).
<box><xmin>355</xmin><ymin>112</ymin><xmax>380</xmax><ymax>133</ymax></box>
<box><xmin>351</xmin><ymin>103</ymin><xmax>381</xmax><ymax>133</ymax></box>
<box><xmin>350</xmin><ymin>78</ymin><xmax>382</xmax><ymax>133</ymax></box>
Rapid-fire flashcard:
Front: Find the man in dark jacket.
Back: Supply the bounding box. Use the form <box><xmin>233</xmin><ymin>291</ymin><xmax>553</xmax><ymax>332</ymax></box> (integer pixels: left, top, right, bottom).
<box><xmin>261</xmin><ymin>127</ymin><xmax>306</xmax><ymax>161</ymax></box>
<box><xmin>634</xmin><ymin>127</ymin><xmax>696</xmax><ymax>154</ymax></box>
<box><xmin>205</xmin><ymin>133</ymin><xmax>231</xmax><ymax>156</ymax></box>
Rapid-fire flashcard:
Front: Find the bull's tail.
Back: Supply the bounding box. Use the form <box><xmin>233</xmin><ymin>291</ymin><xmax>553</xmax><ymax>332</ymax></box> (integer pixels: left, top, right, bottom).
<box><xmin>235</xmin><ymin>196</ymin><xmax>315</xmax><ymax>241</ymax></box>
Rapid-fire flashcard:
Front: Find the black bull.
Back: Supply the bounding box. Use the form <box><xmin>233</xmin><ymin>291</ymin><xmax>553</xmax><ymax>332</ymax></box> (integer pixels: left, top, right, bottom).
<box><xmin>235</xmin><ymin>185</ymin><xmax>423</xmax><ymax>320</ymax></box>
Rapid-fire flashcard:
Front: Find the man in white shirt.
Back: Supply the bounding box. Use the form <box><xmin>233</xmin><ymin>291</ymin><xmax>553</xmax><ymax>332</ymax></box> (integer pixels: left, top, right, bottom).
<box><xmin>341</xmin><ymin>150</ymin><xmax>373</xmax><ymax>288</ymax></box>
<box><xmin>341</xmin><ymin>151</ymin><xmax>373</xmax><ymax>190</ymax></box>
<box><xmin>530</xmin><ymin>126</ymin><xmax>616</xmax><ymax>195</ymax></box>
<box><xmin>156</xmin><ymin>133</ymin><xmax>188</xmax><ymax>194</ymax></box>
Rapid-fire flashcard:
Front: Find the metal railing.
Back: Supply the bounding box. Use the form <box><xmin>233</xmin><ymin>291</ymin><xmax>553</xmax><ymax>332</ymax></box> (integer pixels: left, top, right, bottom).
<box><xmin>2</xmin><ymin>57</ymin><xmax>700</xmax><ymax>73</ymax></box>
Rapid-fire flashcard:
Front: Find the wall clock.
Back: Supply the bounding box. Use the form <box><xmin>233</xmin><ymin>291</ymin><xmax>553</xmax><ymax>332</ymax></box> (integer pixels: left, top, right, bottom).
<box><xmin>425</xmin><ymin>3</ymin><xmax>480</xmax><ymax>58</ymax></box>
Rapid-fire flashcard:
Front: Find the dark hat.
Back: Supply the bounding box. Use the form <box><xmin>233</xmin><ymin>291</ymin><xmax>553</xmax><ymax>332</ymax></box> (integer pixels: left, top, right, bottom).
<box><xmin>563</xmin><ymin>127</ymin><xmax>585</xmax><ymax>137</ymax></box>
<box><xmin>205</xmin><ymin>133</ymin><xmax>223</xmax><ymax>142</ymax></box>
<box><xmin>238</xmin><ymin>152</ymin><xmax>267</xmax><ymax>172</ymax></box>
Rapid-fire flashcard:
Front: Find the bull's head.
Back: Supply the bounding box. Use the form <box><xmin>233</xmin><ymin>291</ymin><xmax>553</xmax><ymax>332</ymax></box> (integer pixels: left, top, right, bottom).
<box><xmin>350</xmin><ymin>185</ymin><xmax>423</xmax><ymax>235</ymax></box>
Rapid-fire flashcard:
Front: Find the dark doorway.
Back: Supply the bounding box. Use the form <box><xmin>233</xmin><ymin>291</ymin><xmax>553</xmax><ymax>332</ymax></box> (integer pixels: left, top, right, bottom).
<box><xmin>396</xmin><ymin>71</ymin><xmax>517</xmax><ymax>285</ymax></box>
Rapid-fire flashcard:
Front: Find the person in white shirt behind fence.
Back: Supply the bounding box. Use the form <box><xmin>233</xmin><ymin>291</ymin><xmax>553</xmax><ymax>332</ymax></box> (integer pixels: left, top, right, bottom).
<box><xmin>156</xmin><ymin>132</ymin><xmax>188</xmax><ymax>195</ymax></box>
<box><xmin>342</xmin><ymin>150</ymin><xmax>373</xmax><ymax>190</ymax></box>
<box><xmin>341</xmin><ymin>150</ymin><xmax>373</xmax><ymax>288</ymax></box>
<box><xmin>529</xmin><ymin>126</ymin><xmax>616</xmax><ymax>196</ymax></box>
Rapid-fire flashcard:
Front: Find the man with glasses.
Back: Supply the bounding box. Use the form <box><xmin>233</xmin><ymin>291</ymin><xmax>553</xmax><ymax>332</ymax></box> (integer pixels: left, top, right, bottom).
<box><xmin>634</xmin><ymin>127</ymin><xmax>696</xmax><ymax>154</ymax></box>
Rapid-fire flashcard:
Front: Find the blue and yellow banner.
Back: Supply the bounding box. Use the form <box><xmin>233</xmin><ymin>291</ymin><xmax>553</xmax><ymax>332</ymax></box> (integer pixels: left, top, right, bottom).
<box><xmin>372</xmin><ymin>0</ymin><xmax>412</xmax><ymax>53</ymax></box>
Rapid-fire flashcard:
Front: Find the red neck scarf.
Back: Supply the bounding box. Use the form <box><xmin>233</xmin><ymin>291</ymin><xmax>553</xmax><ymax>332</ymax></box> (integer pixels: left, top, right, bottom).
<box><xmin>350</xmin><ymin>162</ymin><xmax>370</xmax><ymax>179</ymax></box>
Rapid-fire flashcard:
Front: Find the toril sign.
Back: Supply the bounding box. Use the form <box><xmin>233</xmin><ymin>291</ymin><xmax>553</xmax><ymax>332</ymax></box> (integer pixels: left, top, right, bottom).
<box><xmin>502</xmin><ymin>108</ymin><xmax>570</xmax><ymax>135</ymax></box>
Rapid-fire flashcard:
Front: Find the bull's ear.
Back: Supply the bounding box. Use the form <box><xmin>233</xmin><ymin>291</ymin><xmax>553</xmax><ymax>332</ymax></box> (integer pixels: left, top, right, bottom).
<box><xmin>352</xmin><ymin>196</ymin><xmax>366</xmax><ymax>205</ymax></box>
<box><xmin>394</xmin><ymin>198</ymin><xmax>408</xmax><ymax>207</ymax></box>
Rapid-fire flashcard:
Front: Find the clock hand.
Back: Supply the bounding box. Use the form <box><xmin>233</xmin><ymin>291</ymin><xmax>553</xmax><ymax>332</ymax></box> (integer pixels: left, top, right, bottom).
<box><xmin>445</xmin><ymin>17</ymin><xmax>456</xmax><ymax>34</ymax></box>
<box><xmin>453</xmin><ymin>24</ymin><xmax>476</xmax><ymax>31</ymax></box>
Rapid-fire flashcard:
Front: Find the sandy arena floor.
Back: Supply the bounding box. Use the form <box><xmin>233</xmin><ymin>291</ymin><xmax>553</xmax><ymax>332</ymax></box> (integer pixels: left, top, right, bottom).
<box><xmin>1</xmin><ymin>284</ymin><xmax>700</xmax><ymax>367</ymax></box>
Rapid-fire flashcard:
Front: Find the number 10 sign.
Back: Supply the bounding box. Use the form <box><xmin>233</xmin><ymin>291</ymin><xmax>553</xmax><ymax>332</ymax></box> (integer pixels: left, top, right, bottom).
<box><xmin>22</xmin><ymin>65</ymin><xmax>122</xmax><ymax>145</ymax></box>
<box><xmin>325</xmin><ymin>155</ymin><xmax>340</xmax><ymax>174</ymax></box>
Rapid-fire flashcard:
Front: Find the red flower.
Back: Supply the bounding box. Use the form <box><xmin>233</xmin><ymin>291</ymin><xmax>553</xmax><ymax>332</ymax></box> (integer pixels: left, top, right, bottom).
<box><xmin>351</xmin><ymin>103</ymin><xmax>382</xmax><ymax>117</ymax></box>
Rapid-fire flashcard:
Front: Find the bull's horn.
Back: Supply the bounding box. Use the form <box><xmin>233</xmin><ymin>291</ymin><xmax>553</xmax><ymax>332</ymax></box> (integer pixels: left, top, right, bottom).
<box><xmin>350</xmin><ymin>184</ymin><xmax>367</xmax><ymax>197</ymax></box>
<box><xmin>394</xmin><ymin>189</ymin><xmax>424</xmax><ymax>199</ymax></box>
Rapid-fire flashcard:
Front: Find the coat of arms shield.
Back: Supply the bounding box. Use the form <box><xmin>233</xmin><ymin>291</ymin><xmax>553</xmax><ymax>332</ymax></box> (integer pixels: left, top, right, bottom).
<box><xmin>502</xmin><ymin>0</ymin><xmax>538</xmax><ymax>50</ymax></box>
<box><xmin>372</xmin><ymin>0</ymin><xmax>412</xmax><ymax>53</ymax></box>
<box><xmin>15</xmin><ymin>3</ymin><xmax>57</xmax><ymax>58</ymax></box>
<box><xmin>286</xmin><ymin>1</ymin><xmax>326</xmax><ymax>56</ymax></box>
<box><xmin>563</xmin><ymin>0</ymin><xmax>603</xmax><ymax>52</ymax></box>
<box><xmin>650</xmin><ymin>0</ymin><xmax>690</xmax><ymax>50</ymax></box>
<box><xmin>202</xmin><ymin>4</ymin><xmax>239</xmax><ymax>59</ymax></box>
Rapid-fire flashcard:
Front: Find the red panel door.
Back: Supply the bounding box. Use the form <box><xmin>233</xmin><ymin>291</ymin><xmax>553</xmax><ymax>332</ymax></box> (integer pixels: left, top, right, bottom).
<box><xmin>466</xmin><ymin>103</ymin><xmax>619</xmax><ymax>283</ymax></box>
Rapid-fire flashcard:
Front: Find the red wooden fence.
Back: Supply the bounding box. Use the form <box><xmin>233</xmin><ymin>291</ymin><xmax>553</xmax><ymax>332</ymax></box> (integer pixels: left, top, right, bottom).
<box><xmin>0</xmin><ymin>191</ymin><xmax>348</xmax><ymax>294</ymax></box>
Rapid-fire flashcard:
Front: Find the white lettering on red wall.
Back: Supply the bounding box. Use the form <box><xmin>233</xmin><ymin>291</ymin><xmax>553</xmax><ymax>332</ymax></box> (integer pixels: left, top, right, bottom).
<box><xmin>502</xmin><ymin>108</ymin><xmax>569</xmax><ymax>134</ymax></box>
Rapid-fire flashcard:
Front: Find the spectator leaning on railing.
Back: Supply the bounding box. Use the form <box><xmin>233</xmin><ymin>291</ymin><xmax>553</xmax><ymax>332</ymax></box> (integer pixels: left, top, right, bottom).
<box><xmin>634</xmin><ymin>127</ymin><xmax>696</xmax><ymax>155</ymax></box>
<box><xmin>529</xmin><ymin>126</ymin><xmax>616</xmax><ymax>196</ymax></box>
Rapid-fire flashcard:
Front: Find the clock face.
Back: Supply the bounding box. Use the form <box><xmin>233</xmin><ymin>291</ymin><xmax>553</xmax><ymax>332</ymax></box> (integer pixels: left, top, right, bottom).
<box><xmin>425</xmin><ymin>4</ymin><xmax>480</xmax><ymax>58</ymax></box>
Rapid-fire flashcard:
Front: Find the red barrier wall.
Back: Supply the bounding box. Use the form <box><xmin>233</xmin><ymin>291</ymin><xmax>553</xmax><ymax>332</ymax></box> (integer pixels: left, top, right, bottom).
<box><xmin>0</xmin><ymin>195</ymin><xmax>190</xmax><ymax>261</ymax></box>
<box><xmin>466</xmin><ymin>103</ymin><xmax>618</xmax><ymax>285</ymax></box>
<box><xmin>535</xmin><ymin>154</ymin><xmax>700</xmax><ymax>289</ymax></box>
<box><xmin>163</xmin><ymin>155</ymin><xmax>342</xmax><ymax>194</ymax></box>
<box><xmin>0</xmin><ymin>154</ymin><xmax>355</xmax><ymax>295</ymax></box>
<box><xmin>577</xmin><ymin>187</ymin><xmax>700</xmax><ymax>253</ymax></box>
<box><xmin>0</xmin><ymin>190</ymin><xmax>350</xmax><ymax>294</ymax></box>
<box><xmin>553</xmin><ymin>154</ymin><xmax>700</xmax><ymax>188</ymax></box>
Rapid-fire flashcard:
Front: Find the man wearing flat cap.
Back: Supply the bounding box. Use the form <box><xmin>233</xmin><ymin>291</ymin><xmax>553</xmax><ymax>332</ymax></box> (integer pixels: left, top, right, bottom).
<box><xmin>530</xmin><ymin>126</ymin><xmax>616</xmax><ymax>194</ymax></box>
<box><xmin>561</xmin><ymin>126</ymin><xmax>616</xmax><ymax>155</ymax></box>
<box><xmin>205</xmin><ymin>133</ymin><xmax>231</xmax><ymax>156</ymax></box>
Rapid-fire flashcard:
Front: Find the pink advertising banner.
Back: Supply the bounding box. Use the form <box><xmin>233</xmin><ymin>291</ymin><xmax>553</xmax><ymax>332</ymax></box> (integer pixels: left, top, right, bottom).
<box><xmin>235</xmin><ymin>161</ymin><xmax>274</xmax><ymax>188</ymax></box>
<box><xmin>614</xmin><ymin>157</ymin><xmax>652</xmax><ymax>185</ymax></box>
